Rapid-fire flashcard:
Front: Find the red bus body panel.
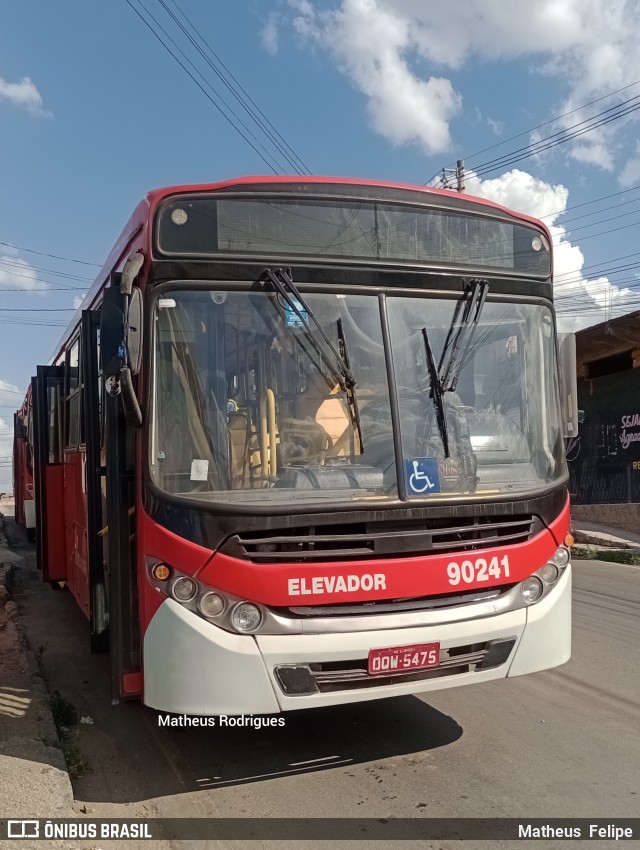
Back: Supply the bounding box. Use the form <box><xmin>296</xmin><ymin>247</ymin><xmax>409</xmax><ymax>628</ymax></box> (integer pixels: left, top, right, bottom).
<box><xmin>135</xmin><ymin>498</ymin><xmax>570</xmax><ymax>637</ymax></box>
<box><xmin>194</xmin><ymin>499</ymin><xmax>570</xmax><ymax>608</ymax></box>
<box><xmin>63</xmin><ymin>449</ymin><xmax>90</xmax><ymax>616</ymax></box>
<box><xmin>43</xmin><ymin>465</ymin><xmax>67</xmax><ymax>581</ymax></box>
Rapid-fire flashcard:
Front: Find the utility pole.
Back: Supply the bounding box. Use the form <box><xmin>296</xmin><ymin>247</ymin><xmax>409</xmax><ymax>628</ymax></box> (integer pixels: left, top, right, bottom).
<box><xmin>431</xmin><ymin>160</ymin><xmax>466</xmax><ymax>192</ymax></box>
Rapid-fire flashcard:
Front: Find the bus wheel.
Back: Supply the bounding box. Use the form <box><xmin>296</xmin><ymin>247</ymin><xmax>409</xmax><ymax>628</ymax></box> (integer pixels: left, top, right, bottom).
<box><xmin>26</xmin><ymin>528</ymin><xmax>36</xmax><ymax>543</ymax></box>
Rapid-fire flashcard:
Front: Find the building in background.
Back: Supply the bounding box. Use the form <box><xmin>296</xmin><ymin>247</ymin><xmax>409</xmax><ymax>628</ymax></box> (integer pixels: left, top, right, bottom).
<box><xmin>568</xmin><ymin>311</ymin><xmax>640</xmax><ymax>523</ymax></box>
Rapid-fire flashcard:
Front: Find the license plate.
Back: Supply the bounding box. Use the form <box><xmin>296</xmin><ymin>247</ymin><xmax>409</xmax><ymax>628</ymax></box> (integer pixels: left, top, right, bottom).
<box><xmin>368</xmin><ymin>642</ymin><xmax>440</xmax><ymax>675</ymax></box>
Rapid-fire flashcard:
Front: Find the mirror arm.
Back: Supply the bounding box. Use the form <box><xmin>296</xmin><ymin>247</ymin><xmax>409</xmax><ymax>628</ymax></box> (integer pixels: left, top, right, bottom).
<box><xmin>120</xmin><ymin>252</ymin><xmax>144</xmax><ymax>296</ymax></box>
<box><xmin>120</xmin><ymin>367</ymin><xmax>142</xmax><ymax>428</ymax></box>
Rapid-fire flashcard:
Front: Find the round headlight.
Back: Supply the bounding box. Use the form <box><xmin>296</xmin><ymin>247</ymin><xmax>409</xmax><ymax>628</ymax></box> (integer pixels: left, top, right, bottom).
<box><xmin>231</xmin><ymin>602</ymin><xmax>263</xmax><ymax>632</ymax></box>
<box><xmin>198</xmin><ymin>592</ymin><xmax>226</xmax><ymax>619</ymax></box>
<box><xmin>171</xmin><ymin>577</ymin><xmax>197</xmax><ymax>603</ymax></box>
<box><xmin>521</xmin><ymin>576</ymin><xmax>543</xmax><ymax>604</ymax></box>
<box><xmin>550</xmin><ymin>546</ymin><xmax>570</xmax><ymax>567</ymax></box>
<box><xmin>539</xmin><ymin>563</ymin><xmax>559</xmax><ymax>584</ymax></box>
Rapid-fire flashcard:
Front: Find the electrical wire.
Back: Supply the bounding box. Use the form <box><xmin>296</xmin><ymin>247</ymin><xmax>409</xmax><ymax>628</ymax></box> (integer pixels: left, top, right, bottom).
<box><xmin>429</xmin><ymin>79</ymin><xmax>640</xmax><ymax>185</ymax></box>
<box><xmin>0</xmin><ymin>240</ymin><xmax>100</xmax><ymax>267</ymax></box>
<box><xmin>471</xmin><ymin>97</ymin><xmax>640</xmax><ymax>178</ymax></box>
<box><xmin>0</xmin><ymin>308</ymin><xmax>75</xmax><ymax>313</ymax></box>
<box><xmin>158</xmin><ymin>0</ymin><xmax>311</xmax><ymax>175</ymax></box>
<box><xmin>125</xmin><ymin>0</ymin><xmax>284</xmax><ymax>174</ymax></box>
<box><xmin>0</xmin><ymin>257</ymin><xmax>91</xmax><ymax>283</ymax></box>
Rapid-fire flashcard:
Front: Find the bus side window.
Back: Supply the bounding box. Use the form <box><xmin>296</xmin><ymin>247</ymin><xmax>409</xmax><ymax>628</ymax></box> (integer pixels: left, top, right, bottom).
<box><xmin>47</xmin><ymin>378</ymin><xmax>63</xmax><ymax>464</ymax></box>
<box><xmin>65</xmin><ymin>338</ymin><xmax>81</xmax><ymax>449</ymax></box>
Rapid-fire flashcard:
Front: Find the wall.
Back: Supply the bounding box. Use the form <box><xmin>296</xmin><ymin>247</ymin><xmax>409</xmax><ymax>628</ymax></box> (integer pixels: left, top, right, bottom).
<box><xmin>567</xmin><ymin>369</ymin><xmax>640</xmax><ymax>504</ymax></box>
<box><xmin>571</xmin><ymin>503</ymin><xmax>640</xmax><ymax>534</ymax></box>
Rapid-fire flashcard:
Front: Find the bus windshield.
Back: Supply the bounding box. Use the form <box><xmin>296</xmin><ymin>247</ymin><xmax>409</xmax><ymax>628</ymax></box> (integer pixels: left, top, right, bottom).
<box><xmin>150</xmin><ymin>289</ymin><xmax>565</xmax><ymax>507</ymax></box>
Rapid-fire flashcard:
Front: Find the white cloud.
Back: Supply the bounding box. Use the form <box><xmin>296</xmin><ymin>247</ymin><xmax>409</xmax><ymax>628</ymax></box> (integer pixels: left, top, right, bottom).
<box><xmin>0</xmin><ymin>254</ymin><xmax>46</xmax><ymax>292</ymax></box>
<box><xmin>288</xmin><ymin>0</ymin><xmax>461</xmax><ymax>153</ymax></box>
<box><xmin>619</xmin><ymin>142</ymin><xmax>640</xmax><ymax>188</ymax></box>
<box><xmin>465</xmin><ymin>168</ymin><xmax>635</xmax><ymax>331</ymax></box>
<box><xmin>72</xmin><ymin>294</ymin><xmax>84</xmax><ymax>310</ymax></box>
<box><xmin>0</xmin><ymin>75</ymin><xmax>49</xmax><ymax>117</ymax></box>
<box><xmin>262</xmin><ymin>13</ymin><xmax>280</xmax><ymax>55</ymax></box>
<box><xmin>284</xmin><ymin>0</ymin><xmax>640</xmax><ymax>166</ymax></box>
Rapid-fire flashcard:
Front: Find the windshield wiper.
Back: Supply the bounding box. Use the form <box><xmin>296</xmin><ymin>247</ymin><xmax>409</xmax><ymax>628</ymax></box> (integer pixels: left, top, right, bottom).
<box><xmin>439</xmin><ymin>279</ymin><xmax>489</xmax><ymax>392</ymax></box>
<box><xmin>262</xmin><ymin>268</ymin><xmax>364</xmax><ymax>453</ymax></box>
<box><xmin>422</xmin><ymin>327</ymin><xmax>450</xmax><ymax>458</ymax></box>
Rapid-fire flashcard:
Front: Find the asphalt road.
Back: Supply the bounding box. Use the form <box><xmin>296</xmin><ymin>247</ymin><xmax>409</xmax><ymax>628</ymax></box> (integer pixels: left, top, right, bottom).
<box><xmin>4</xmin><ymin>513</ymin><xmax>639</xmax><ymax>850</ymax></box>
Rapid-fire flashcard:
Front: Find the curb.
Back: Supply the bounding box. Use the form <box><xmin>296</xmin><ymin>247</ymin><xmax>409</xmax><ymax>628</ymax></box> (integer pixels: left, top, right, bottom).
<box><xmin>572</xmin><ymin>530</ymin><xmax>640</xmax><ymax>551</ymax></box>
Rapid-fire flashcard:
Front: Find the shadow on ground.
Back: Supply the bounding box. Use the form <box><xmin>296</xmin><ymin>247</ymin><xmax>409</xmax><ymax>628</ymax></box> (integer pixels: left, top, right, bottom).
<box><xmin>5</xmin><ymin>514</ymin><xmax>462</xmax><ymax>805</ymax></box>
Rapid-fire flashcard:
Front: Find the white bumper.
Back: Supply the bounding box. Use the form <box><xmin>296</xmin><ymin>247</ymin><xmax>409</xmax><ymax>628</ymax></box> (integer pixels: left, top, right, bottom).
<box><xmin>143</xmin><ymin>566</ymin><xmax>571</xmax><ymax>715</ymax></box>
<box><xmin>24</xmin><ymin>499</ymin><xmax>36</xmax><ymax>529</ymax></box>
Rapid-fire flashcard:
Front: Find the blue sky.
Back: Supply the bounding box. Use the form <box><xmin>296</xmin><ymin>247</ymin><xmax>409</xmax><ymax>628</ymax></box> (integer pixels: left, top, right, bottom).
<box><xmin>2</xmin><ymin>0</ymin><xmax>640</xmax><ymax>486</ymax></box>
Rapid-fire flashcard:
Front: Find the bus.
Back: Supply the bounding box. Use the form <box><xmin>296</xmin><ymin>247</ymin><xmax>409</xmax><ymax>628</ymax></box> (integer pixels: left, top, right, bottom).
<box><xmin>13</xmin><ymin>385</ymin><xmax>36</xmax><ymax>541</ymax></box>
<box><xmin>18</xmin><ymin>176</ymin><xmax>575</xmax><ymax>715</ymax></box>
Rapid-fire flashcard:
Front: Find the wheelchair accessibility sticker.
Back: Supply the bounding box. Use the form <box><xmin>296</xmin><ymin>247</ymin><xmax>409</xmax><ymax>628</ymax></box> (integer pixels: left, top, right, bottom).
<box><xmin>404</xmin><ymin>457</ymin><xmax>441</xmax><ymax>496</ymax></box>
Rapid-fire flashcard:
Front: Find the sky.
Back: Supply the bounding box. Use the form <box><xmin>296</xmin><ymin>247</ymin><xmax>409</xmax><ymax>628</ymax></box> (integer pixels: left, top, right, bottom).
<box><xmin>3</xmin><ymin>0</ymin><xmax>640</xmax><ymax>488</ymax></box>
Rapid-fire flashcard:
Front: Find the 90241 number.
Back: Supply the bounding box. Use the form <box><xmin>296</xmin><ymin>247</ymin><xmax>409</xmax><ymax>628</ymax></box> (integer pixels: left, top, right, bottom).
<box><xmin>446</xmin><ymin>555</ymin><xmax>510</xmax><ymax>586</ymax></box>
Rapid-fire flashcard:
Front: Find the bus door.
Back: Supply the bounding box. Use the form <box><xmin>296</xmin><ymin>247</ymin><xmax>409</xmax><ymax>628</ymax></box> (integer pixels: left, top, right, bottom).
<box><xmin>81</xmin><ymin>310</ymin><xmax>109</xmax><ymax>653</ymax></box>
<box><xmin>32</xmin><ymin>365</ymin><xmax>67</xmax><ymax>582</ymax></box>
<box><xmin>96</xmin><ymin>288</ymin><xmax>141</xmax><ymax>702</ymax></box>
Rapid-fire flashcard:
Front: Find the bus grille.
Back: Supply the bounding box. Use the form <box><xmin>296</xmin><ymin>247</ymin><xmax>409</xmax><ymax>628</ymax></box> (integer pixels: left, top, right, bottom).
<box><xmin>274</xmin><ymin>638</ymin><xmax>517</xmax><ymax>695</ymax></box>
<box><xmin>220</xmin><ymin>515</ymin><xmax>536</xmax><ymax>563</ymax></box>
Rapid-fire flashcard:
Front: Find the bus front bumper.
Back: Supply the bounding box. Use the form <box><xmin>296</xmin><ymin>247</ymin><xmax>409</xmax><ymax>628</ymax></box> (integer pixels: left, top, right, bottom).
<box><xmin>143</xmin><ymin>566</ymin><xmax>571</xmax><ymax>715</ymax></box>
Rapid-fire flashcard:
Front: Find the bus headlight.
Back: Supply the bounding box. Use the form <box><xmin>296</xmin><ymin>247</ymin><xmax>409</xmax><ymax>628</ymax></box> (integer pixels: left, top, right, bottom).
<box><xmin>550</xmin><ymin>546</ymin><xmax>570</xmax><ymax>567</ymax></box>
<box><xmin>521</xmin><ymin>576</ymin><xmax>543</xmax><ymax>604</ymax></box>
<box><xmin>147</xmin><ymin>560</ymin><xmax>266</xmax><ymax>633</ymax></box>
<box><xmin>231</xmin><ymin>602</ymin><xmax>263</xmax><ymax>632</ymax></box>
<box><xmin>170</xmin><ymin>577</ymin><xmax>197</xmax><ymax>603</ymax></box>
<box><xmin>198</xmin><ymin>592</ymin><xmax>226</xmax><ymax>619</ymax></box>
<box><xmin>539</xmin><ymin>562</ymin><xmax>559</xmax><ymax>584</ymax></box>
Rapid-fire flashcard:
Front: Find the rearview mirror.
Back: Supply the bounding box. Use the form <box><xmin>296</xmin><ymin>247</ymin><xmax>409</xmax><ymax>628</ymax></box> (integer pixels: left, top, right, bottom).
<box><xmin>100</xmin><ymin>284</ymin><xmax>126</xmax><ymax>376</ymax></box>
<box><xmin>100</xmin><ymin>284</ymin><xmax>143</xmax><ymax>376</ymax></box>
<box><xmin>557</xmin><ymin>333</ymin><xmax>578</xmax><ymax>437</ymax></box>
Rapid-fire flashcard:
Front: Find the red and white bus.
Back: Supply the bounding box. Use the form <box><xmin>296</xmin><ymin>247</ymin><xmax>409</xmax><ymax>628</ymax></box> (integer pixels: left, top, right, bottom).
<box><xmin>17</xmin><ymin>176</ymin><xmax>574</xmax><ymax>714</ymax></box>
<box><xmin>13</xmin><ymin>385</ymin><xmax>36</xmax><ymax>541</ymax></box>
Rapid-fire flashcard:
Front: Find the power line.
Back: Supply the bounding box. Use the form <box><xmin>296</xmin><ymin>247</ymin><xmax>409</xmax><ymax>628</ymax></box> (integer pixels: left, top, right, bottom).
<box><xmin>0</xmin><ymin>240</ymin><xmax>101</xmax><ymax>267</ymax></box>
<box><xmin>0</xmin><ymin>257</ymin><xmax>91</xmax><ymax>282</ymax></box>
<box><xmin>539</xmin><ymin>183</ymin><xmax>640</xmax><ymax>223</ymax></box>
<box><xmin>554</xmin><ymin>209</ymin><xmax>640</xmax><ymax>239</ymax></box>
<box><xmin>0</xmin><ymin>286</ymin><xmax>88</xmax><ymax>292</ymax></box>
<box><xmin>471</xmin><ymin>96</ymin><xmax>640</xmax><ymax>178</ymax></box>
<box><xmin>428</xmin><ymin>78</ymin><xmax>640</xmax><ymax>183</ymax></box>
<box><xmin>468</xmin><ymin>80</ymin><xmax>640</xmax><ymax>167</ymax></box>
<box><xmin>125</xmin><ymin>0</ymin><xmax>284</xmax><ymax>174</ymax></box>
<box><xmin>0</xmin><ymin>308</ymin><xmax>76</xmax><ymax>312</ymax></box>
<box><xmin>0</xmin><ymin>267</ymin><xmax>89</xmax><ymax>290</ymax></box>
<box><xmin>552</xmin><ymin>195</ymin><xmax>640</xmax><ymax>228</ymax></box>
<box><xmin>158</xmin><ymin>0</ymin><xmax>311</xmax><ymax>175</ymax></box>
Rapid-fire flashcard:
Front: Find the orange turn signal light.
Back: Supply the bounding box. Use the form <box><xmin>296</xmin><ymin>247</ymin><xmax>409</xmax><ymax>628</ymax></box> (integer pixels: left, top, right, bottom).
<box><xmin>564</xmin><ymin>533</ymin><xmax>574</xmax><ymax>547</ymax></box>
<box><xmin>152</xmin><ymin>563</ymin><xmax>171</xmax><ymax>581</ymax></box>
